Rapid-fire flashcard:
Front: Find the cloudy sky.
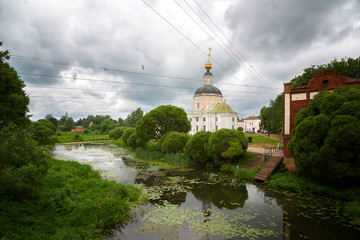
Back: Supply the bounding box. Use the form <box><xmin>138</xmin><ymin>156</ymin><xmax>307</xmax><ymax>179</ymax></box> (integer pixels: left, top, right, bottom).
<box><xmin>1</xmin><ymin>0</ymin><xmax>359</xmax><ymax>121</ymax></box>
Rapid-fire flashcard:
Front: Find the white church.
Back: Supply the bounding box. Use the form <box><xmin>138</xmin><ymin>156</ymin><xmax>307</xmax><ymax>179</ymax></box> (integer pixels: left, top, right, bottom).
<box><xmin>187</xmin><ymin>50</ymin><xmax>239</xmax><ymax>135</ymax></box>
<box><xmin>187</xmin><ymin>49</ymin><xmax>261</xmax><ymax>134</ymax></box>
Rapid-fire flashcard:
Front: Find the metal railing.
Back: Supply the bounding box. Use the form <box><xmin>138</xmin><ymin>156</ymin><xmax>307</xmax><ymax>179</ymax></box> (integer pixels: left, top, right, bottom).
<box><xmin>264</xmin><ymin>148</ymin><xmax>283</xmax><ymax>157</ymax></box>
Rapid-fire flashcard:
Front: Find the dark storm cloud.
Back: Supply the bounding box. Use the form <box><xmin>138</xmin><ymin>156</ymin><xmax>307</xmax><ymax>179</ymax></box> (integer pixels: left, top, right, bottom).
<box><xmin>225</xmin><ymin>0</ymin><xmax>359</xmax><ymax>59</ymax></box>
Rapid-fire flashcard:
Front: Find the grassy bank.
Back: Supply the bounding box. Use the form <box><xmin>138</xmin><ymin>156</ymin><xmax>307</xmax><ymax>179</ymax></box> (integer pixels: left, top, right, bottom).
<box><xmin>244</xmin><ymin>133</ymin><xmax>281</xmax><ymax>148</ymax></box>
<box><xmin>56</xmin><ymin>131</ymin><xmax>110</xmax><ymax>143</ymax></box>
<box><xmin>0</xmin><ymin>158</ymin><xmax>140</xmax><ymax>240</ymax></box>
<box><xmin>266</xmin><ymin>172</ymin><xmax>360</xmax><ymax>226</ymax></box>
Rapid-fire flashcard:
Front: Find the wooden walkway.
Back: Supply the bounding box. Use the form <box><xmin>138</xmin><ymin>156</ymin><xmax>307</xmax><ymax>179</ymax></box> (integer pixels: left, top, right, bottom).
<box><xmin>253</xmin><ymin>155</ymin><xmax>283</xmax><ymax>182</ymax></box>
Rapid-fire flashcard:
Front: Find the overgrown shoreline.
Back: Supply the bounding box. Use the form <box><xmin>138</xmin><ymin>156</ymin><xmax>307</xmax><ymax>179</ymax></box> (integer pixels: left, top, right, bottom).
<box><xmin>0</xmin><ymin>158</ymin><xmax>141</xmax><ymax>240</ymax></box>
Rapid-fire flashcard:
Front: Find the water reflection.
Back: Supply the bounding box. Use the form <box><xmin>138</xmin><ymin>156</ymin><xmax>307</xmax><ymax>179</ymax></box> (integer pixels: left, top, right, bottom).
<box><xmin>54</xmin><ymin>143</ymin><xmax>360</xmax><ymax>240</ymax></box>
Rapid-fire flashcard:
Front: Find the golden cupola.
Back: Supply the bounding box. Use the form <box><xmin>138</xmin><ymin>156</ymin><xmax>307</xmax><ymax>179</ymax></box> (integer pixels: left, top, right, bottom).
<box><xmin>205</xmin><ymin>47</ymin><xmax>212</xmax><ymax>70</ymax></box>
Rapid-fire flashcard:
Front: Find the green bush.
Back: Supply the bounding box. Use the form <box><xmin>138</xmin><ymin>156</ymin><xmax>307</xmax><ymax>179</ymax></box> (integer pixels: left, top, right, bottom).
<box><xmin>237</xmin><ymin>127</ymin><xmax>244</xmax><ymax>131</ymax></box>
<box><xmin>186</xmin><ymin>131</ymin><xmax>213</xmax><ymax>165</ymax></box>
<box><xmin>207</xmin><ymin>129</ymin><xmax>248</xmax><ymax>163</ymax></box>
<box><xmin>161</xmin><ymin>132</ymin><xmax>189</xmax><ymax>154</ymax></box>
<box><xmin>109</xmin><ymin>129</ymin><xmax>115</xmax><ymax>138</ymax></box>
<box><xmin>146</xmin><ymin>140</ymin><xmax>161</xmax><ymax>152</ymax></box>
<box><xmin>113</xmin><ymin>127</ymin><xmax>125</xmax><ymax>140</ymax></box>
<box><xmin>122</xmin><ymin>128</ymin><xmax>135</xmax><ymax>145</ymax></box>
<box><xmin>288</xmin><ymin>86</ymin><xmax>360</xmax><ymax>185</ymax></box>
<box><xmin>31</xmin><ymin>120</ymin><xmax>57</xmax><ymax>145</ymax></box>
<box><xmin>0</xmin><ymin>127</ymin><xmax>49</xmax><ymax>200</ymax></box>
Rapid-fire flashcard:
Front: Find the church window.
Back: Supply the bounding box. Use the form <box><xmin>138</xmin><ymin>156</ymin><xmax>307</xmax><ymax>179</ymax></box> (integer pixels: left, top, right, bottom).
<box><xmin>232</xmin><ymin>117</ymin><xmax>235</xmax><ymax>122</ymax></box>
<box><xmin>232</xmin><ymin>125</ymin><xmax>234</xmax><ymax>129</ymax></box>
<box><xmin>207</xmin><ymin>102</ymin><xmax>210</xmax><ymax>109</ymax></box>
<box><xmin>203</xmin><ymin>117</ymin><xmax>206</xmax><ymax>121</ymax></box>
<box><xmin>196</xmin><ymin>102</ymin><xmax>200</xmax><ymax>109</ymax></box>
<box><xmin>196</xmin><ymin>126</ymin><xmax>199</xmax><ymax>132</ymax></box>
<box><xmin>216</xmin><ymin>125</ymin><xmax>218</xmax><ymax>130</ymax></box>
<box><xmin>216</xmin><ymin>117</ymin><xmax>218</xmax><ymax>122</ymax></box>
<box><xmin>196</xmin><ymin>117</ymin><xmax>199</xmax><ymax>122</ymax></box>
<box><xmin>203</xmin><ymin>125</ymin><xmax>206</xmax><ymax>131</ymax></box>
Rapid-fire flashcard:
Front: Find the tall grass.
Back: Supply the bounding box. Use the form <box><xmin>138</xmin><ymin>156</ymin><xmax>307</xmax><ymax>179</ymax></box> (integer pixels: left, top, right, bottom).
<box><xmin>0</xmin><ymin>158</ymin><xmax>140</xmax><ymax>240</ymax></box>
<box><xmin>56</xmin><ymin>131</ymin><xmax>110</xmax><ymax>143</ymax></box>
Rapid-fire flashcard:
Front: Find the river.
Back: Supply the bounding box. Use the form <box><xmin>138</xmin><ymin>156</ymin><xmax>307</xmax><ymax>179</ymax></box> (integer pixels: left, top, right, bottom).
<box><xmin>53</xmin><ymin>142</ymin><xmax>360</xmax><ymax>240</ymax></box>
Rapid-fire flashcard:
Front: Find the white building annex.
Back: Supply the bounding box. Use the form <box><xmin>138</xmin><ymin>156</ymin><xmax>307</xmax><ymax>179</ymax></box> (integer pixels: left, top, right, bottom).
<box><xmin>187</xmin><ymin>49</ymin><xmax>238</xmax><ymax>135</ymax></box>
<box><xmin>237</xmin><ymin>116</ymin><xmax>261</xmax><ymax>133</ymax></box>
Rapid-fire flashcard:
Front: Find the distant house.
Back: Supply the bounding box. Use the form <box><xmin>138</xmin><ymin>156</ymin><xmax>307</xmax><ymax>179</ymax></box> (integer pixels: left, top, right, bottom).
<box><xmin>237</xmin><ymin>116</ymin><xmax>261</xmax><ymax>132</ymax></box>
<box><xmin>71</xmin><ymin>126</ymin><xmax>85</xmax><ymax>132</ymax></box>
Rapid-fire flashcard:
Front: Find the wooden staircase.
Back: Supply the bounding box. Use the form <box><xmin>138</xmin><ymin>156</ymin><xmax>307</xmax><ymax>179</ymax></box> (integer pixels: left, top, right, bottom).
<box><xmin>253</xmin><ymin>151</ymin><xmax>283</xmax><ymax>182</ymax></box>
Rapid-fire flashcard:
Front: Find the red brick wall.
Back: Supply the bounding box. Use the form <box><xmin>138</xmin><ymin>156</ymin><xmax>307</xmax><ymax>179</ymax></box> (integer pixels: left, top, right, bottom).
<box><xmin>283</xmin><ymin>71</ymin><xmax>360</xmax><ymax>160</ymax></box>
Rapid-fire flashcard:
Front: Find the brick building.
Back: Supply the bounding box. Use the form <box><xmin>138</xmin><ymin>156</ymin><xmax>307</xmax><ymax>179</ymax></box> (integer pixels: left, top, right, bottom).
<box><xmin>283</xmin><ymin>71</ymin><xmax>360</xmax><ymax>171</ymax></box>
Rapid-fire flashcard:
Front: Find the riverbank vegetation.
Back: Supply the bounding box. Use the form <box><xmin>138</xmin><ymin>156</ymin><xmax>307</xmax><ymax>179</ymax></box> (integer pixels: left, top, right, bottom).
<box><xmin>0</xmin><ymin>158</ymin><xmax>140</xmax><ymax>239</ymax></box>
<box><xmin>0</xmin><ymin>45</ymin><xmax>141</xmax><ymax>240</ymax></box>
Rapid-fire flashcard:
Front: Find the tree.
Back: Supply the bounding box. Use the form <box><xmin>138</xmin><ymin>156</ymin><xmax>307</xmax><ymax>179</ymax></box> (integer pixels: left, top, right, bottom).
<box><xmin>260</xmin><ymin>94</ymin><xmax>283</xmax><ymax>132</ymax></box>
<box><xmin>124</xmin><ymin>108</ymin><xmax>143</xmax><ymax>127</ymax></box>
<box><xmin>117</xmin><ymin>117</ymin><xmax>125</xmax><ymax>127</ymax></box>
<box><xmin>122</xmin><ymin>128</ymin><xmax>135</xmax><ymax>145</ymax></box>
<box><xmin>0</xmin><ymin>127</ymin><xmax>49</xmax><ymax>199</ymax></box>
<box><xmin>0</xmin><ymin>42</ymin><xmax>30</xmax><ymax>128</ymax></box>
<box><xmin>63</xmin><ymin>117</ymin><xmax>75</xmax><ymax>131</ymax></box>
<box><xmin>100</xmin><ymin>119</ymin><xmax>114</xmax><ymax>133</ymax></box>
<box><xmin>288</xmin><ymin>86</ymin><xmax>360</xmax><ymax>185</ymax></box>
<box><xmin>186</xmin><ymin>131</ymin><xmax>213</xmax><ymax>165</ymax></box>
<box><xmin>31</xmin><ymin>120</ymin><xmax>57</xmax><ymax>145</ymax></box>
<box><xmin>207</xmin><ymin>129</ymin><xmax>248</xmax><ymax>163</ymax></box>
<box><xmin>161</xmin><ymin>131</ymin><xmax>189</xmax><ymax>154</ymax></box>
<box><xmin>291</xmin><ymin>57</ymin><xmax>360</xmax><ymax>87</ymax></box>
<box><xmin>136</xmin><ymin>105</ymin><xmax>191</xmax><ymax>143</ymax></box>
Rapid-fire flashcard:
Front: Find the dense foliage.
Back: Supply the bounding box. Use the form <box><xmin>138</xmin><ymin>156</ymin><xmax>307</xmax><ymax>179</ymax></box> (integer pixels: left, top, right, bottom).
<box><xmin>122</xmin><ymin>127</ymin><xmax>135</xmax><ymax>145</ymax></box>
<box><xmin>0</xmin><ymin>42</ymin><xmax>30</xmax><ymax>128</ymax></box>
<box><xmin>288</xmin><ymin>86</ymin><xmax>360</xmax><ymax>185</ymax></box>
<box><xmin>31</xmin><ymin>119</ymin><xmax>57</xmax><ymax>145</ymax></box>
<box><xmin>0</xmin><ymin>127</ymin><xmax>49</xmax><ymax>200</ymax></box>
<box><xmin>260</xmin><ymin>94</ymin><xmax>283</xmax><ymax>132</ymax></box>
<box><xmin>161</xmin><ymin>131</ymin><xmax>189</xmax><ymax>154</ymax></box>
<box><xmin>207</xmin><ymin>129</ymin><xmax>248</xmax><ymax>163</ymax></box>
<box><xmin>291</xmin><ymin>57</ymin><xmax>360</xmax><ymax>87</ymax></box>
<box><xmin>0</xmin><ymin>159</ymin><xmax>140</xmax><ymax>239</ymax></box>
<box><xmin>124</xmin><ymin>107</ymin><xmax>143</xmax><ymax>127</ymax></box>
<box><xmin>136</xmin><ymin>105</ymin><xmax>191</xmax><ymax>142</ymax></box>
<box><xmin>186</xmin><ymin>131</ymin><xmax>213</xmax><ymax>165</ymax></box>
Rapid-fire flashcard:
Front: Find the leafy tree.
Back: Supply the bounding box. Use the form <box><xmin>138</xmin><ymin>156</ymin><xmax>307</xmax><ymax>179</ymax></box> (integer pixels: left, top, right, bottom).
<box><xmin>117</xmin><ymin>117</ymin><xmax>125</xmax><ymax>127</ymax></box>
<box><xmin>136</xmin><ymin>105</ymin><xmax>191</xmax><ymax>143</ymax></box>
<box><xmin>0</xmin><ymin>126</ymin><xmax>49</xmax><ymax>200</ymax></box>
<box><xmin>100</xmin><ymin>119</ymin><xmax>114</xmax><ymax>133</ymax></box>
<box><xmin>0</xmin><ymin>42</ymin><xmax>30</xmax><ymax>128</ymax></box>
<box><xmin>59</xmin><ymin>115</ymin><xmax>67</xmax><ymax>126</ymax></box>
<box><xmin>31</xmin><ymin>120</ymin><xmax>57</xmax><ymax>145</ymax></box>
<box><xmin>113</xmin><ymin>127</ymin><xmax>125</xmax><ymax>140</ymax></box>
<box><xmin>237</xmin><ymin>127</ymin><xmax>244</xmax><ymax>132</ymax></box>
<box><xmin>207</xmin><ymin>129</ymin><xmax>248</xmax><ymax>163</ymax></box>
<box><xmin>109</xmin><ymin>127</ymin><xmax>125</xmax><ymax>140</ymax></box>
<box><xmin>122</xmin><ymin>128</ymin><xmax>135</xmax><ymax>145</ymax></box>
<box><xmin>47</xmin><ymin>117</ymin><xmax>59</xmax><ymax>129</ymax></box>
<box><xmin>186</xmin><ymin>131</ymin><xmax>213</xmax><ymax>165</ymax></box>
<box><xmin>161</xmin><ymin>131</ymin><xmax>189</xmax><ymax>154</ymax></box>
<box><xmin>260</xmin><ymin>94</ymin><xmax>283</xmax><ymax>132</ymax></box>
<box><xmin>127</xmin><ymin>131</ymin><xmax>146</xmax><ymax>148</ymax></box>
<box><xmin>291</xmin><ymin>57</ymin><xmax>360</xmax><ymax>87</ymax></box>
<box><xmin>63</xmin><ymin>117</ymin><xmax>75</xmax><ymax>131</ymax></box>
<box><xmin>288</xmin><ymin>86</ymin><xmax>360</xmax><ymax>185</ymax></box>
<box><xmin>124</xmin><ymin>108</ymin><xmax>143</xmax><ymax>127</ymax></box>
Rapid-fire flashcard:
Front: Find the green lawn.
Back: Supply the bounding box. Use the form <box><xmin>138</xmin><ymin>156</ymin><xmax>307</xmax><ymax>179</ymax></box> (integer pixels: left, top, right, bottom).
<box><xmin>56</xmin><ymin>131</ymin><xmax>110</xmax><ymax>143</ymax></box>
<box><xmin>244</xmin><ymin>133</ymin><xmax>282</xmax><ymax>148</ymax></box>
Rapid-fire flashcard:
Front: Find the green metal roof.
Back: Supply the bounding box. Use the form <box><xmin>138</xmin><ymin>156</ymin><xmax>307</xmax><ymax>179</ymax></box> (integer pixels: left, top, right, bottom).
<box><xmin>210</xmin><ymin>103</ymin><xmax>237</xmax><ymax>113</ymax></box>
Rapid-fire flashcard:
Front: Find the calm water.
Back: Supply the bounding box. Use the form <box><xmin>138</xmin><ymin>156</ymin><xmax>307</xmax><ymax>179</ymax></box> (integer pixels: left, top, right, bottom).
<box><xmin>53</xmin><ymin>143</ymin><xmax>360</xmax><ymax>240</ymax></box>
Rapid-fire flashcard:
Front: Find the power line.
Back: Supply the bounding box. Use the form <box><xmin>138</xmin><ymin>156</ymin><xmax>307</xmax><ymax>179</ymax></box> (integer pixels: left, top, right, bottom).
<box><xmin>11</xmin><ymin>55</ymin><xmax>282</xmax><ymax>90</ymax></box>
<box><xmin>28</xmin><ymin>95</ymin><xmax>268</xmax><ymax>101</ymax></box>
<box><xmin>192</xmin><ymin>0</ymin><xmax>278</xmax><ymax>96</ymax></box>
<box><xmin>18</xmin><ymin>72</ymin><xmax>275</xmax><ymax>94</ymax></box>
<box><xmin>141</xmin><ymin>0</ymin><xmax>275</xmax><ymax>98</ymax></box>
